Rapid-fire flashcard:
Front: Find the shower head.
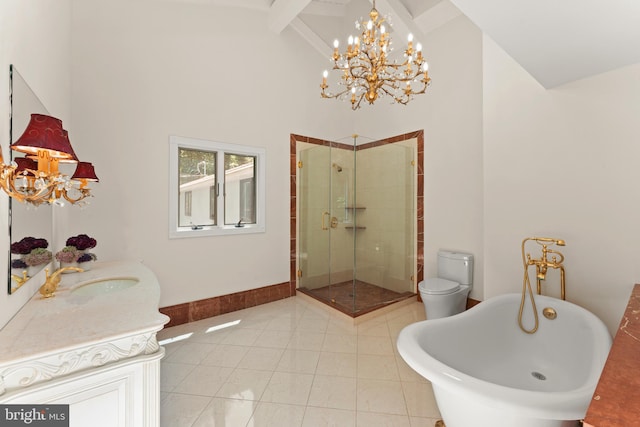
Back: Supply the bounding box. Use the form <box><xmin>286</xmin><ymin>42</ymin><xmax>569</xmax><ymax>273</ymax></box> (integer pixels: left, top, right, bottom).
<box><xmin>332</xmin><ymin>163</ymin><xmax>342</xmax><ymax>172</ymax></box>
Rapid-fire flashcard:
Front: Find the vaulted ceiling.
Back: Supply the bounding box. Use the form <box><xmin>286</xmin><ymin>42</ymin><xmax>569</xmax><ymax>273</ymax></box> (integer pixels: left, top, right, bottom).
<box><xmin>163</xmin><ymin>0</ymin><xmax>640</xmax><ymax>88</ymax></box>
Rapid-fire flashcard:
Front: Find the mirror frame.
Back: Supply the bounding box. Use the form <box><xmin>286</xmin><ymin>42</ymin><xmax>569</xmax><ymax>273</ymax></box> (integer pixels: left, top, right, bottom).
<box><xmin>7</xmin><ymin>64</ymin><xmax>54</xmax><ymax>294</ymax></box>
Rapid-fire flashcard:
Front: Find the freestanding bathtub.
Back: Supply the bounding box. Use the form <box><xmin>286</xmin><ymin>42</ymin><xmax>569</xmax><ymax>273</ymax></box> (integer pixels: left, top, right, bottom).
<box><xmin>397</xmin><ymin>293</ymin><xmax>612</xmax><ymax>427</ymax></box>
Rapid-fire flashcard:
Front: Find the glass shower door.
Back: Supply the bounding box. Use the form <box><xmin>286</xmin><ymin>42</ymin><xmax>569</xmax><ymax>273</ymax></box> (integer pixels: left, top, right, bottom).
<box><xmin>353</xmin><ymin>142</ymin><xmax>415</xmax><ymax>310</ymax></box>
<box><xmin>298</xmin><ymin>143</ymin><xmax>357</xmax><ymax>309</ymax></box>
<box><xmin>298</xmin><ymin>145</ymin><xmax>332</xmax><ymax>295</ymax></box>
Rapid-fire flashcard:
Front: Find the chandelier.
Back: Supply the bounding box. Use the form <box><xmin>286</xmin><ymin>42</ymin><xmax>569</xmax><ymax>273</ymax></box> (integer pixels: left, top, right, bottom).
<box><xmin>320</xmin><ymin>1</ymin><xmax>431</xmax><ymax>110</ymax></box>
<box><xmin>0</xmin><ymin>114</ymin><xmax>99</xmax><ymax>206</ymax></box>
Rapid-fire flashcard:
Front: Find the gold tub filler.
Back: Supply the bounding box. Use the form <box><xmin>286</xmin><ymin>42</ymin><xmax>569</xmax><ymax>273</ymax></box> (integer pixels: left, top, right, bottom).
<box><xmin>518</xmin><ymin>237</ymin><xmax>566</xmax><ymax>334</ymax></box>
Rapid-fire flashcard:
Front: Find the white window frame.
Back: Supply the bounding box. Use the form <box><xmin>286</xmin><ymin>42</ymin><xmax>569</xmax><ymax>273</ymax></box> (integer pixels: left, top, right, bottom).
<box><xmin>169</xmin><ymin>135</ymin><xmax>266</xmax><ymax>238</ymax></box>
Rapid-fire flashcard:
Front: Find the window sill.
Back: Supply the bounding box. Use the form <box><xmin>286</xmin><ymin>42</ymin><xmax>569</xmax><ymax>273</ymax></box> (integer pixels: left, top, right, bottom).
<box><xmin>169</xmin><ymin>224</ymin><xmax>265</xmax><ymax>239</ymax></box>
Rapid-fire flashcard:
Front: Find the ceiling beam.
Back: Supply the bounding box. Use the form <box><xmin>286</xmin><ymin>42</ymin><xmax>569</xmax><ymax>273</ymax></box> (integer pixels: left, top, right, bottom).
<box><xmin>268</xmin><ymin>0</ymin><xmax>313</xmax><ymax>34</ymax></box>
<box><xmin>289</xmin><ymin>16</ymin><xmax>333</xmax><ymax>62</ymax></box>
<box><xmin>374</xmin><ymin>0</ymin><xmax>425</xmax><ymax>44</ymax></box>
<box><xmin>407</xmin><ymin>0</ymin><xmax>448</xmax><ymax>19</ymax></box>
<box><xmin>413</xmin><ymin>1</ymin><xmax>462</xmax><ymax>34</ymax></box>
<box><xmin>210</xmin><ymin>0</ymin><xmax>269</xmax><ymax>10</ymax></box>
<box><xmin>300</xmin><ymin>1</ymin><xmax>346</xmax><ymax>17</ymax></box>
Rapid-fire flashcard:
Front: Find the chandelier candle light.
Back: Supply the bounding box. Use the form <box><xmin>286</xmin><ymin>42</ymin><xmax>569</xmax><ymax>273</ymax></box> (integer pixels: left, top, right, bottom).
<box><xmin>0</xmin><ymin>114</ymin><xmax>98</xmax><ymax>206</ymax></box>
<box><xmin>320</xmin><ymin>0</ymin><xmax>431</xmax><ymax>110</ymax></box>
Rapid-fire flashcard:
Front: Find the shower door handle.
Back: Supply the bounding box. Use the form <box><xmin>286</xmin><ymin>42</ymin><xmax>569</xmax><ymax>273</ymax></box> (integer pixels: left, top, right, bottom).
<box><xmin>322</xmin><ymin>211</ymin><xmax>330</xmax><ymax>230</ymax></box>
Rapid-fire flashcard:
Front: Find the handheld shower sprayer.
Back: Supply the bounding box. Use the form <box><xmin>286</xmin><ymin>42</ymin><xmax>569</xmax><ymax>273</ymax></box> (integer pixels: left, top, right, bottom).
<box><xmin>530</xmin><ymin>237</ymin><xmax>565</xmax><ymax>246</ymax></box>
<box><xmin>518</xmin><ymin>236</ymin><xmax>567</xmax><ymax>334</ymax></box>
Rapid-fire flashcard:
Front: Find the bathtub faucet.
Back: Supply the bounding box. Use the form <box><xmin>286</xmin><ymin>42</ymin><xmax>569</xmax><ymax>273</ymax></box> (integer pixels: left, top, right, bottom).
<box><xmin>519</xmin><ymin>237</ymin><xmax>567</xmax><ymax>334</ymax></box>
<box><xmin>522</xmin><ymin>237</ymin><xmax>566</xmax><ymax>300</ymax></box>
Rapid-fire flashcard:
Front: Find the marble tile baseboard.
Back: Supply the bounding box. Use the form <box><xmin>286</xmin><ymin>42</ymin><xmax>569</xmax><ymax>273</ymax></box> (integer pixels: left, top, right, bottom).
<box><xmin>467</xmin><ymin>298</ymin><xmax>481</xmax><ymax>309</ymax></box>
<box><xmin>162</xmin><ymin>286</ymin><xmax>483</xmax><ymax>328</ymax></box>
<box><xmin>160</xmin><ymin>282</ymin><xmax>295</xmax><ymax>328</ymax></box>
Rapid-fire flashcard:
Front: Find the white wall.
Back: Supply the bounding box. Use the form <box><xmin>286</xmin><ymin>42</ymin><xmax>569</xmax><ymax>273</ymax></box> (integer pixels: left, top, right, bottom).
<box><xmin>483</xmin><ymin>35</ymin><xmax>640</xmax><ymax>333</ymax></box>
<box><xmin>0</xmin><ymin>0</ymin><xmax>72</xmax><ymax>328</ymax></box>
<box><xmin>68</xmin><ymin>0</ymin><xmax>352</xmax><ymax>307</ymax></box>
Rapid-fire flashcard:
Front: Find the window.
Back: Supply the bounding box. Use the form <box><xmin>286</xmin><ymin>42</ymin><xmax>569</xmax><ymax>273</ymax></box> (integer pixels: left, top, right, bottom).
<box><xmin>169</xmin><ymin>135</ymin><xmax>266</xmax><ymax>238</ymax></box>
<box><xmin>224</xmin><ymin>153</ymin><xmax>256</xmax><ymax>225</ymax></box>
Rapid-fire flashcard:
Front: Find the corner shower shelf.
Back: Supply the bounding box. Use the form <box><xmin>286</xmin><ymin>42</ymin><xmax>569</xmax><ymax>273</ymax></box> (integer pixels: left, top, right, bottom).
<box><xmin>345</xmin><ymin>206</ymin><xmax>366</xmax><ymax>229</ymax></box>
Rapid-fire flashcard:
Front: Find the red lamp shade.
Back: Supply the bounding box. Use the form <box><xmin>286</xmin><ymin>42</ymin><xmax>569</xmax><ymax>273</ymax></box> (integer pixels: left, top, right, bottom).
<box><xmin>11</xmin><ymin>114</ymin><xmax>78</xmax><ymax>160</ymax></box>
<box><xmin>71</xmin><ymin>162</ymin><xmax>99</xmax><ymax>182</ymax></box>
<box><xmin>14</xmin><ymin>157</ymin><xmax>38</xmax><ymax>175</ymax></box>
<box><xmin>57</xmin><ymin>130</ymin><xmax>79</xmax><ymax>163</ymax></box>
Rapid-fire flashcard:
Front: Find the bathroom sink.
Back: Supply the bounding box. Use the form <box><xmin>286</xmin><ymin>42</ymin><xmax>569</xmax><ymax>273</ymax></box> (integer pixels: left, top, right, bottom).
<box><xmin>71</xmin><ymin>277</ymin><xmax>140</xmax><ymax>296</ymax></box>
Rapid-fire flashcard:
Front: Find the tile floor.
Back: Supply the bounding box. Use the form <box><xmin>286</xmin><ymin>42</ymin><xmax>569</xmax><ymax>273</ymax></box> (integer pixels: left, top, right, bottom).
<box><xmin>158</xmin><ymin>296</ymin><xmax>442</xmax><ymax>427</ymax></box>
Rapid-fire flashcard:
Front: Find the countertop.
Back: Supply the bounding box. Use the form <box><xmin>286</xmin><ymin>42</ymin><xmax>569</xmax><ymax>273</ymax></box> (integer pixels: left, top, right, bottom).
<box><xmin>584</xmin><ymin>283</ymin><xmax>640</xmax><ymax>427</ymax></box>
<box><xmin>0</xmin><ymin>260</ymin><xmax>169</xmax><ymax>395</ymax></box>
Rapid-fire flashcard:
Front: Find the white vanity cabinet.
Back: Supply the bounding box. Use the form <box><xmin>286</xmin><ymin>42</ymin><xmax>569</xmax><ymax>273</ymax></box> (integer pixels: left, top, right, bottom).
<box><xmin>0</xmin><ymin>261</ymin><xmax>169</xmax><ymax>427</ymax></box>
<box><xmin>3</xmin><ymin>350</ymin><xmax>163</xmax><ymax>427</ymax></box>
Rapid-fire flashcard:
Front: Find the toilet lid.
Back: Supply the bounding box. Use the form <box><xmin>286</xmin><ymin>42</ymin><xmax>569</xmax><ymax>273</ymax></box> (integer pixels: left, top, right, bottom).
<box><xmin>420</xmin><ymin>278</ymin><xmax>461</xmax><ymax>295</ymax></box>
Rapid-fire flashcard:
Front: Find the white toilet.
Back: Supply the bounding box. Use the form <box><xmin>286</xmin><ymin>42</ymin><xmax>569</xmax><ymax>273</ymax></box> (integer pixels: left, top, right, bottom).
<box><xmin>419</xmin><ymin>250</ymin><xmax>474</xmax><ymax>320</ymax></box>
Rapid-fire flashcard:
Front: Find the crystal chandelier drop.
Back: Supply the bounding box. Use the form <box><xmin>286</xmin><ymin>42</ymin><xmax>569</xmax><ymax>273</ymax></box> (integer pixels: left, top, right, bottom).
<box><xmin>320</xmin><ymin>1</ymin><xmax>431</xmax><ymax>110</ymax></box>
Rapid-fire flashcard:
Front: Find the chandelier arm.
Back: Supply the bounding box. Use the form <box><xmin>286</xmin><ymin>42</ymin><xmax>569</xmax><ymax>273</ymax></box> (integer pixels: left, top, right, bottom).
<box><xmin>61</xmin><ymin>188</ymin><xmax>90</xmax><ymax>204</ymax></box>
<box><xmin>352</xmin><ymin>92</ymin><xmax>367</xmax><ymax>110</ymax></box>
<box><xmin>379</xmin><ymin>70</ymin><xmax>429</xmax><ymax>90</ymax></box>
<box><xmin>322</xmin><ymin>90</ymin><xmax>349</xmax><ymax>100</ymax></box>
<box><xmin>20</xmin><ymin>183</ymin><xmax>55</xmax><ymax>205</ymax></box>
<box><xmin>348</xmin><ymin>66</ymin><xmax>370</xmax><ymax>80</ymax></box>
<box><xmin>35</xmin><ymin>182</ymin><xmax>58</xmax><ymax>205</ymax></box>
<box><xmin>0</xmin><ymin>171</ymin><xmax>27</xmax><ymax>203</ymax></box>
<box><xmin>29</xmin><ymin>171</ymin><xmax>64</xmax><ymax>204</ymax></box>
<box><xmin>5</xmin><ymin>178</ymin><xmax>28</xmax><ymax>201</ymax></box>
<box><xmin>321</xmin><ymin>85</ymin><xmax>354</xmax><ymax>99</ymax></box>
<box><xmin>1</xmin><ymin>168</ymin><xmax>56</xmax><ymax>204</ymax></box>
<box><xmin>378</xmin><ymin>85</ymin><xmax>401</xmax><ymax>100</ymax></box>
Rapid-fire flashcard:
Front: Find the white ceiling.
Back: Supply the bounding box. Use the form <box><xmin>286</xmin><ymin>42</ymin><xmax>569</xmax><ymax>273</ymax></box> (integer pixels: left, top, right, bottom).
<box><xmin>448</xmin><ymin>0</ymin><xmax>640</xmax><ymax>88</ymax></box>
<box><xmin>159</xmin><ymin>0</ymin><xmax>640</xmax><ymax>88</ymax></box>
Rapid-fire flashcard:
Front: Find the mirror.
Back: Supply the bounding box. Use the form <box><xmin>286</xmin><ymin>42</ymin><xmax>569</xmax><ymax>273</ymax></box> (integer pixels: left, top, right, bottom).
<box><xmin>8</xmin><ymin>65</ymin><xmax>54</xmax><ymax>294</ymax></box>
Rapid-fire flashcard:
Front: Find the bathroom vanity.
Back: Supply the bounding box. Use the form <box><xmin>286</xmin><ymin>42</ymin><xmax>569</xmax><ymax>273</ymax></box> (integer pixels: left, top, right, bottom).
<box><xmin>0</xmin><ymin>261</ymin><xmax>169</xmax><ymax>427</ymax></box>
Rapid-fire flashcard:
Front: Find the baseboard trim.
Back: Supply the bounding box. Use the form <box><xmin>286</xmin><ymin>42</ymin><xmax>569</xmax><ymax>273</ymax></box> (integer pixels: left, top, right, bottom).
<box><xmin>467</xmin><ymin>297</ymin><xmax>481</xmax><ymax>309</ymax></box>
<box><xmin>160</xmin><ymin>288</ymin><xmax>482</xmax><ymax>329</ymax></box>
<box><xmin>160</xmin><ymin>281</ymin><xmax>294</xmax><ymax>328</ymax></box>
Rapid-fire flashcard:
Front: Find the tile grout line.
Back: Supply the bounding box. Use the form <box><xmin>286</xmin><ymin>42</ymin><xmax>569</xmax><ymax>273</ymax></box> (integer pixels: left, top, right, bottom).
<box><xmin>160</xmin><ymin>298</ymin><xmax>434</xmax><ymax>426</ymax></box>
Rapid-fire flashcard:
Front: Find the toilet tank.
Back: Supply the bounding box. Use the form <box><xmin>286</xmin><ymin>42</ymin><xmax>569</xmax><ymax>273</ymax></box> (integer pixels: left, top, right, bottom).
<box><xmin>437</xmin><ymin>250</ymin><xmax>474</xmax><ymax>285</ymax></box>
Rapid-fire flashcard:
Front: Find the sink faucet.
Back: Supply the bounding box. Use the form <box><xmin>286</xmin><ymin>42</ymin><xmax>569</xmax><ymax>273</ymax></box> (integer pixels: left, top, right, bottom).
<box><xmin>10</xmin><ymin>271</ymin><xmax>28</xmax><ymax>292</ymax></box>
<box><xmin>39</xmin><ymin>267</ymin><xmax>84</xmax><ymax>298</ymax></box>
